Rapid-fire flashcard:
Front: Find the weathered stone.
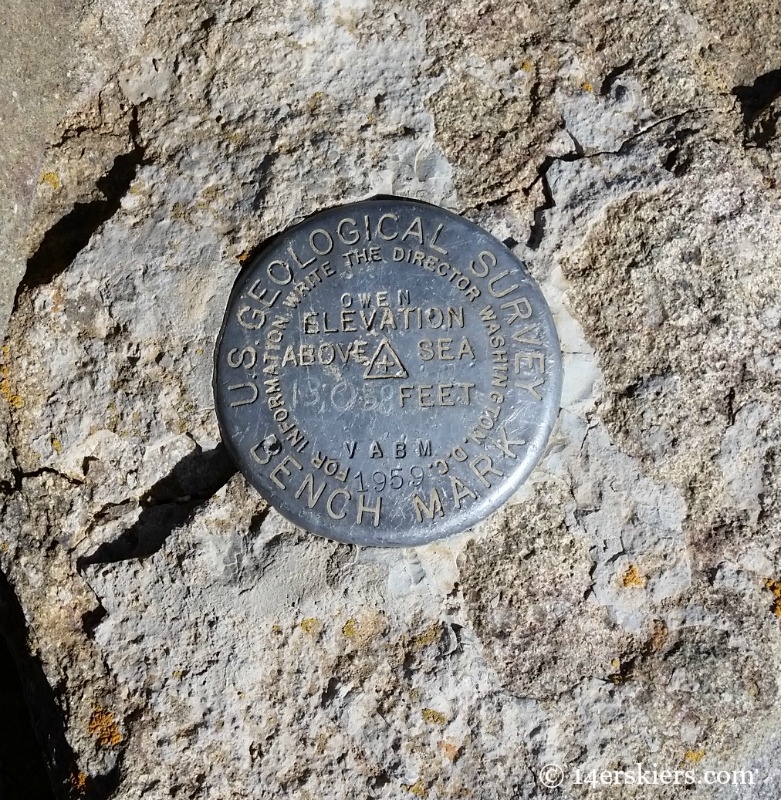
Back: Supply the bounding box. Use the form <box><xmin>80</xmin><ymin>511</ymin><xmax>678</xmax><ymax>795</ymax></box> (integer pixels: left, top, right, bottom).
<box><xmin>2</xmin><ymin>0</ymin><xmax>781</xmax><ymax>797</ymax></box>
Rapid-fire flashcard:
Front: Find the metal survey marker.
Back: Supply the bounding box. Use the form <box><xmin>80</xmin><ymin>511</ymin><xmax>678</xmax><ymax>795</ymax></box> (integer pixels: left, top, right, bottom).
<box><xmin>214</xmin><ymin>198</ymin><xmax>562</xmax><ymax>546</ymax></box>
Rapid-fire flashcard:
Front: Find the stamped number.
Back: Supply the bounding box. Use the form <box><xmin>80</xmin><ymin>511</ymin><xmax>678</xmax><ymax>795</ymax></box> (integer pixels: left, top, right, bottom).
<box><xmin>354</xmin><ymin>465</ymin><xmax>425</xmax><ymax>493</ymax></box>
<box><xmin>292</xmin><ymin>379</ymin><xmax>395</xmax><ymax>415</ymax></box>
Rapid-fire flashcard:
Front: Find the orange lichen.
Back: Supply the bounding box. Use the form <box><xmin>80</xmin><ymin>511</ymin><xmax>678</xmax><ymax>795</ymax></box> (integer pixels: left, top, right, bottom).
<box><xmin>422</xmin><ymin>708</ymin><xmax>448</xmax><ymax>726</ymax></box>
<box><xmin>764</xmin><ymin>578</ymin><xmax>781</xmax><ymax>617</ymax></box>
<box><xmin>622</xmin><ymin>564</ymin><xmax>646</xmax><ymax>588</ymax></box>
<box><xmin>88</xmin><ymin>706</ymin><xmax>122</xmax><ymax>747</ymax></box>
<box><xmin>69</xmin><ymin>771</ymin><xmax>88</xmax><ymax>793</ymax></box>
<box><xmin>437</xmin><ymin>740</ymin><xmax>461</xmax><ymax>762</ymax></box>
<box><xmin>648</xmin><ymin>619</ymin><xmax>668</xmax><ymax>651</ymax></box>
<box><xmin>51</xmin><ymin>285</ymin><xmax>65</xmax><ymax>313</ymax></box>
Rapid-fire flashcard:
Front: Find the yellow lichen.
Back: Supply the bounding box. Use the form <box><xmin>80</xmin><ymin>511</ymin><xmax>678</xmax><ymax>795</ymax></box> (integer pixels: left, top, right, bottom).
<box><xmin>412</xmin><ymin>623</ymin><xmax>441</xmax><ymax>650</ymax></box>
<box><xmin>764</xmin><ymin>578</ymin><xmax>781</xmax><ymax>617</ymax></box>
<box><xmin>404</xmin><ymin>779</ymin><xmax>427</xmax><ymax>797</ymax></box>
<box><xmin>341</xmin><ymin>612</ymin><xmax>386</xmax><ymax>643</ymax></box>
<box><xmin>105</xmin><ymin>401</ymin><xmax>120</xmax><ymax>432</ymax></box>
<box><xmin>224</xmin><ymin>129</ymin><xmax>249</xmax><ymax>146</ymax></box>
<box><xmin>422</xmin><ymin>708</ymin><xmax>448</xmax><ymax>726</ymax></box>
<box><xmin>607</xmin><ymin>658</ymin><xmax>630</xmax><ymax>684</ymax></box>
<box><xmin>193</xmin><ymin>190</ymin><xmax>214</xmax><ymax>211</ymax></box>
<box><xmin>521</xmin><ymin>59</ymin><xmax>534</xmax><ymax>72</ymax></box>
<box><xmin>0</xmin><ymin>347</ymin><xmax>23</xmax><ymax>409</ymax></box>
<box><xmin>88</xmin><ymin>706</ymin><xmax>122</xmax><ymax>747</ymax></box>
<box><xmin>0</xmin><ymin>364</ymin><xmax>24</xmax><ymax>408</ymax></box>
<box><xmin>305</xmin><ymin>91</ymin><xmax>327</xmax><ymax>113</ymax></box>
<box><xmin>580</xmin><ymin>81</ymin><xmax>594</xmax><ymax>92</ymax></box>
<box><xmin>684</xmin><ymin>749</ymin><xmax>705</xmax><ymax>763</ymax></box>
<box><xmin>622</xmin><ymin>564</ymin><xmax>646</xmax><ymax>588</ymax></box>
<box><xmin>39</xmin><ymin>171</ymin><xmax>60</xmax><ymax>190</ymax></box>
<box><xmin>51</xmin><ymin>436</ymin><xmax>62</xmax><ymax>454</ymax></box>
<box><xmin>334</xmin><ymin>13</ymin><xmax>358</xmax><ymax>33</ymax></box>
<box><xmin>300</xmin><ymin>617</ymin><xmax>319</xmax><ymax>634</ymax></box>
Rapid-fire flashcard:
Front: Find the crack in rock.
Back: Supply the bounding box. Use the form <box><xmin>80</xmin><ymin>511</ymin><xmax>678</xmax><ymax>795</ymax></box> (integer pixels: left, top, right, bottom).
<box><xmin>78</xmin><ymin>443</ymin><xmax>238</xmax><ymax>567</ymax></box>
<box><xmin>525</xmin><ymin>110</ymin><xmax>704</xmax><ymax>249</ymax></box>
<box><xmin>0</xmin><ymin>462</ymin><xmax>85</xmax><ymax>496</ymax></box>
<box><xmin>20</xmin><ymin>110</ymin><xmax>147</xmax><ymax>298</ymax></box>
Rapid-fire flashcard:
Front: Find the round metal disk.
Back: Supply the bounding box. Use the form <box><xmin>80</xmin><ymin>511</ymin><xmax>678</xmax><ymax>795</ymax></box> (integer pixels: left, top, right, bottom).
<box><xmin>214</xmin><ymin>198</ymin><xmax>562</xmax><ymax>546</ymax></box>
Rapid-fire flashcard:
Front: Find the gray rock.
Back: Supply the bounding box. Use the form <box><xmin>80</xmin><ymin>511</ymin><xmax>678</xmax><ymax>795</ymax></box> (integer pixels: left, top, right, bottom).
<box><xmin>2</xmin><ymin>0</ymin><xmax>781</xmax><ymax>797</ymax></box>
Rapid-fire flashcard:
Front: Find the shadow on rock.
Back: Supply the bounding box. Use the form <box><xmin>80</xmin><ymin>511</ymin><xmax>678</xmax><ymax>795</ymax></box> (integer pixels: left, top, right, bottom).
<box><xmin>78</xmin><ymin>442</ymin><xmax>237</xmax><ymax>567</ymax></box>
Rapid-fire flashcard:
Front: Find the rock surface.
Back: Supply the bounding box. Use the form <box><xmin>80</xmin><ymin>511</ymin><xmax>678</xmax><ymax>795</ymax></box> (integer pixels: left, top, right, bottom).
<box><xmin>2</xmin><ymin>0</ymin><xmax>781</xmax><ymax>798</ymax></box>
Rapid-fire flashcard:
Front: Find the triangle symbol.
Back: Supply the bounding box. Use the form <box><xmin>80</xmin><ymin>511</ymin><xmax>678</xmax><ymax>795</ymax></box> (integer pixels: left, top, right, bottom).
<box><xmin>364</xmin><ymin>338</ymin><xmax>409</xmax><ymax>380</ymax></box>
